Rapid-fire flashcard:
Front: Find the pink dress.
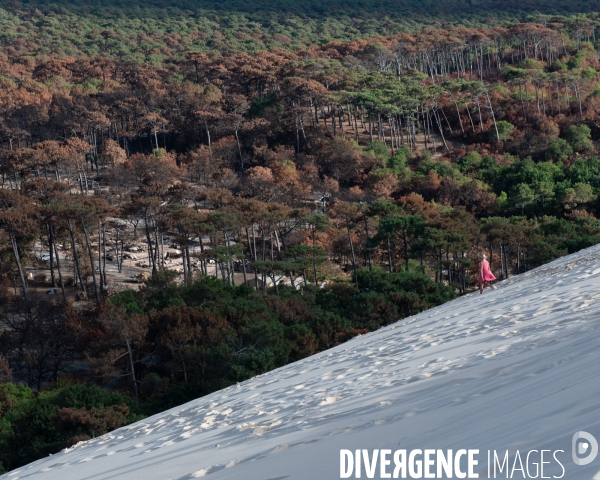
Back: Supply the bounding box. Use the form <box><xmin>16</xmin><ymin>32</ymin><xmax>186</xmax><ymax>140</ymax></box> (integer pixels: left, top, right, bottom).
<box><xmin>479</xmin><ymin>260</ymin><xmax>496</xmax><ymax>283</ymax></box>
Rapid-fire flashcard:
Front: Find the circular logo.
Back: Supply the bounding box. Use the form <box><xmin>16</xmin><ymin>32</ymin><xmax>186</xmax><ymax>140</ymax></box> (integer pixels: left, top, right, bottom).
<box><xmin>572</xmin><ymin>432</ymin><xmax>599</xmax><ymax>466</ymax></box>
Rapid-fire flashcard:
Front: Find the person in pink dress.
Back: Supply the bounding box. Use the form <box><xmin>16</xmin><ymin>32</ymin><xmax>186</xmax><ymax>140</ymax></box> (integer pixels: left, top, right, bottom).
<box><xmin>479</xmin><ymin>253</ymin><xmax>497</xmax><ymax>294</ymax></box>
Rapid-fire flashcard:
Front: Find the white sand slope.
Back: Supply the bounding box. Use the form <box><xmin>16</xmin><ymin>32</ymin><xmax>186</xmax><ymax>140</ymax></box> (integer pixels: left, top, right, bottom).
<box><xmin>5</xmin><ymin>245</ymin><xmax>600</xmax><ymax>480</ymax></box>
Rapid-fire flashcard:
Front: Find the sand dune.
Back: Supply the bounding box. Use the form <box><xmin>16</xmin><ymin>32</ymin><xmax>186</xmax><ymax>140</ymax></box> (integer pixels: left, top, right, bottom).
<box><xmin>5</xmin><ymin>245</ymin><xmax>600</xmax><ymax>479</ymax></box>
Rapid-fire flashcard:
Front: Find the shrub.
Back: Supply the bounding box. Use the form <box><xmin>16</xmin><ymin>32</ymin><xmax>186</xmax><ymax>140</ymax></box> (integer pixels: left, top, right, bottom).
<box><xmin>547</xmin><ymin>138</ymin><xmax>573</xmax><ymax>162</ymax></box>
<box><xmin>567</xmin><ymin>125</ymin><xmax>592</xmax><ymax>153</ymax></box>
<box><xmin>494</xmin><ymin>120</ymin><xmax>514</xmax><ymax>142</ymax></box>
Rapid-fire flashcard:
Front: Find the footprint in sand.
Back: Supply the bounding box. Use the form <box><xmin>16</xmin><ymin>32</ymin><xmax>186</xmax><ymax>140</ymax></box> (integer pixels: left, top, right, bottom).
<box><xmin>319</xmin><ymin>396</ymin><xmax>341</xmax><ymax>405</ymax></box>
